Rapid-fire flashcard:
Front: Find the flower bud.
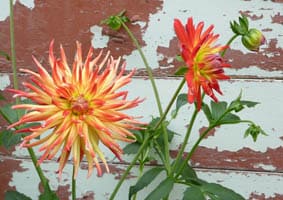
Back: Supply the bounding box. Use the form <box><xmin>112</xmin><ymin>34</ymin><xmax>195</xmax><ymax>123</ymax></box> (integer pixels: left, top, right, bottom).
<box><xmin>241</xmin><ymin>28</ymin><xmax>266</xmax><ymax>52</ymax></box>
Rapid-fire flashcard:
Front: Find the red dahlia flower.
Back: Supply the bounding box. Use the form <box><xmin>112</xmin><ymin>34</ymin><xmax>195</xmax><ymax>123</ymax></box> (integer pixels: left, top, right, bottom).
<box><xmin>9</xmin><ymin>40</ymin><xmax>144</xmax><ymax>178</ymax></box>
<box><xmin>174</xmin><ymin>17</ymin><xmax>230</xmax><ymax>110</ymax></box>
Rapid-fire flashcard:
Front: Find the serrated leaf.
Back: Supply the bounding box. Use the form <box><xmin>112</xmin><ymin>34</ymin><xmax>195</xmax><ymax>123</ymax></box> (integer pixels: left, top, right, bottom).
<box><xmin>144</xmin><ymin>177</ymin><xmax>174</xmax><ymax>200</ymax></box>
<box><xmin>4</xmin><ymin>191</ymin><xmax>32</xmax><ymax>200</ymax></box>
<box><xmin>174</xmin><ymin>66</ymin><xmax>188</xmax><ymax>76</ymax></box>
<box><xmin>0</xmin><ymin>130</ymin><xmax>22</xmax><ymax>149</ymax></box>
<box><xmin>129</xmin><ymin>167</ymin><xmax>164</xmax><ymax>199</ymax></box>
<box><xmin>123</xmin><ymin>143</ymin><xmax>141</xmax><ymax>154</ymax></box>
<box><xmin>183</xmin><ymin>186</ymin><xmax>206</xmax><ymax>200</ymax></box>
<box><xmin>202</xmin><ymin>183</ymin><xmax>245</xmax><ymax>200</ymax></box>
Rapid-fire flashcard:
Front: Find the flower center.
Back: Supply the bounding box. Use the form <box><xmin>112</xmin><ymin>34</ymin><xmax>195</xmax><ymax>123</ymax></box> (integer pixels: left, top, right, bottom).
<box><xmin>71</xmin><ymin>95</ymin><xmax>89</xmax><ymax>115</ymax></box>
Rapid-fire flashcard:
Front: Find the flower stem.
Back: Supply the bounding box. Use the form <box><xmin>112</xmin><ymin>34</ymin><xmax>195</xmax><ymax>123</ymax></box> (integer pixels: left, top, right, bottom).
<box><xmin>172</xmin><ymin>106</ymin><xmax>199</xmax><ymax>174</ymax></box>
<box><xmin>221</xmin><ymin>34</ymin><xmax>239</xmax><ymax>57</ymax></box>
<box><xmin>120</xmin><ymin>20</ymin><xmax>171</xmax><ymax>173</ymax></box>
<box><xmin>109</xmin><ymin>133</ymin><xmax>150</xmax><ymax>200</ymax></box>
<box><xmin>27</xmin><ymin>147</ymin><xmax>51</xmax><ymax>191</ymax></box>
<box><xmin>72</xmin><ymin>166</ymin><xmax>76</xmax><ymax>200</ymax></box>
<box><xmin>9</xmin><ymin>0</ymin><xmax>51</xmax><ymax>193</ymax></box>
<box><xmin>153</xmin><ymin>78</ymin><xmax>186</xmax><ymax>130</ymax></box>
<box><xmin>9</xmin><ymin>0</ymin><xmax>19</xmax><ymax>105</ymax></box>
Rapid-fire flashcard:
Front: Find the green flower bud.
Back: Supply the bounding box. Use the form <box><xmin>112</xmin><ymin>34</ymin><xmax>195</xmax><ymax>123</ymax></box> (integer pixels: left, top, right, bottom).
<box><xmin>241</xmin><ymin>28</ymin><xmax>266</xmax><ymax>52</ymax></box>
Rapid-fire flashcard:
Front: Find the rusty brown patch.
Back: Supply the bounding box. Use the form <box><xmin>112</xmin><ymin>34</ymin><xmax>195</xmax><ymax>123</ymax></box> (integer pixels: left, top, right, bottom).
<box><xmin>199</xmin><ymin>126</ymin><xmax>216</xmax><ymax>139</ymax></box>
<box><xmin>78</xmin><ymin>191</ymin><xmax>95</xmax><ymax>200</ymax></box>
<box><xmin>0</xmin><ymin>158</ymin><xmax>26</xmax><ymax>197</ymax></box>
<box><xmin>271</xmin><ymin>0</ymin><xmax>283</xmax><ymax>3</ymax></box>
<box><xmin>225</xmin><ymin>39</ymin><xmax>283</xmax><ymax>72</ymax></box>
<box><xmin>56</xmin><ymin>184</ymin><xmax>71</xmax><ymax>200</ymax></box>
<box><xmin>249</xmin><ymin>192</ymin><xmax>283</xmax><ymax>200</ymax></box>
<box><xmin>240</xmin><ymin>10</ymin><xmax>263</xmax><ymax>21</ymax></box>
<box><xmin>0</xmin><ymin>0</ymin><xmax>163</xmax><ymax>73</ymax></box>
<box><xmin>271</xmin><ymin>12</ymin><xmax>283</xmax><ymax>24</ymax></box>
<box><xmin>189</xmin><ymin>146</ymin><xmax>283</xmax><ymax>172</ymax></box>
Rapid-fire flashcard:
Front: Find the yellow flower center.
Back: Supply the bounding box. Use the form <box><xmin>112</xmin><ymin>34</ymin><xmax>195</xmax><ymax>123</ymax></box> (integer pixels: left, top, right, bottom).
<box><xmin>71</xmin><ymin>95</ymin><xmax>89</xmax><ymax>115</ymax></box>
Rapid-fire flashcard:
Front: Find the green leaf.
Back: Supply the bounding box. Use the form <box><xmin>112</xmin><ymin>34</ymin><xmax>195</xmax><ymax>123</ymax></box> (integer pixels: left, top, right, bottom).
<box><xmin>183</xmin><ymin>186</ymin><xmax>206</xmax><ymax>200</ymax></box>
<box><xmin>172</xmin><ymin>158</ymin><xmax>198</xmax><ymax>180</ymax></box>
<box><xmin>0</xmin><ymin>103</ymin><xmax>21</xmax><ymax>124</ymax></box>
<box><xmin>229</xmin><ymin>92</ymin><xmax>259</xmax><ymax>112</ymax></box>
<box><xmin>0</xmin><ymin>92</ymin><xmax>5</xmax><ymax>101</ymax></box>
<box><xmin>144</xmin><ymin>177</ymin><xmax>174</xmax><ymax>200</ymax></box>
<box><xmin>4</xmin><ymin>191</ymin><xmax>32</xmax><ymax>200</ymax></box>
<box><xmin>244</xmin><ymin>123</ymin><xmax>267</xmax><ymax>142</ymax></box>
<box><xmin>39</xmin><ymin>190</ymin><xmax>59</xmax><ymax>200</ymax></box>
<box><xmin>0</xmin><ymin>50</ymin><xmax>10</xmax><ymax>60</ymax></box>
<box><xmin>210</xmin><ymin>101</ymin><xmax>227</xmax><ymax>122</ymax></box>
<box><xmin>123</xmin><ymin>143</ymin><xmax>141</xmax><ymax>154</ymax></box>
<box><xmin>172</xmin><ymin>93</ymin><xmax>188</xmax><ymax>119</ymax></box>
<box><xmin>240</xmin><ymin>100</ymin><xmax>259</xmax><ymax>108</ymax></box>
<box><xmin>220</xmin><ymin>113</ymin><xmax>241</xmax><ymax>124</ymax></box>
<box><xmin>101</xmin><ymin>10</ymin><xmax>129</xmax><ymax>30</ymax></box>
<box><xmin>175</xmin><ymin>55</ymin><xmax>183</xmax><ymax>62</ymax></box>
<box><xmin>202</xmin><ymin>183</ymin><xmax>245</xmax><ymax>200</ymax></box>
<box><xmin>202</xmin><ymin>103</ymin><xmax>212</xmax><ymax>123</ymax></box>
<box><xmin>129</xmin><ymin>167</ymin><xmax>164</xmax><ymax>200</ymax></box>
<box><xmin>174</xmin><ymin>66</ymin><xmax>188</xmax><ymax>75</ymax></box>
<box><xmin>0</xmin><ymin>130</ymin><xmax>22</xmax><ymax>149</ymax></box>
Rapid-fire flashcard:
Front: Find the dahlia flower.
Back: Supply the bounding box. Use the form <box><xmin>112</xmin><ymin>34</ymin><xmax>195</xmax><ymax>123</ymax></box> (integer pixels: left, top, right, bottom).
<box><xmin>174</xmin><ymin>17</ymin><xmax>230</xmax><ymax>110</ymax></box>
<box><xmin>9</xmin><ymin>40</ymin><xmax>144</xmax><ymax>178</ymax></box>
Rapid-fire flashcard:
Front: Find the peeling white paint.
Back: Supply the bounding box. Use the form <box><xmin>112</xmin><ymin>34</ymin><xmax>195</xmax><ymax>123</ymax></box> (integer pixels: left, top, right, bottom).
<box><xmin>0</xmin><ymin>0</ymin><xmax>34</xmax><ymax>21</ymax></box>
<box><xmin>198</xmin><ymin>169</ymin><xmax>283</xmax><ymax>198</ymax></box>
<box><xmin>9</xmin><ymin>160</ymin><xmax>283</xmax><ymax>199</ymax></box>
<box><xmin>122</xmin><ymin>0</ymin><xmax>282</xmax><ymax>77</ymax></box>
<box><xmin>0</xmin><ymin>74</ymin><xmax>10</xmax><ymax>90</ymax></box>
<box><xmin>10</xmin><ymin>78</ymin><xmax>283</xmax><ymax>157</ymax></box>
<box><xmin>90</xmin><ymin>25</ymin><xmax>109</xmax><ymax>49</ymax></box>
<box><xmin>226</xmin><ymin>66</ymin><xmax>283</xmax><ymax>77</ymax></box>
<box><xmin>254</xmin><ymin>163</ymin><xmax>277</xmax><ymax>171</ymax></box>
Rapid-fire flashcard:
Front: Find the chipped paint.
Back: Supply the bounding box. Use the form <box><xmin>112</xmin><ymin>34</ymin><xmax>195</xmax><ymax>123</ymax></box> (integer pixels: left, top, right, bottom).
<box><xmin>0</xmin><ymin>1</ymin><xmax>283</xmax><ymax>199</ymax></box>
<box><xmin>0</xmin><ymin>74</ymin><xmax>10</xmax><ymax>90</ymax></box>
<box><xmin>197</xmin><ymin>169</ymin><xmax>283</xmax><ymax>199</ymax></box>
<box><xmin>90</xmin><ymin>25</ymin><xmax>109</xmax><ymax>49</ymax></box>
<box><xmin>0</xmin><ymin>0</ymin><xmax>34</xmax><ymax>21</ymax></box>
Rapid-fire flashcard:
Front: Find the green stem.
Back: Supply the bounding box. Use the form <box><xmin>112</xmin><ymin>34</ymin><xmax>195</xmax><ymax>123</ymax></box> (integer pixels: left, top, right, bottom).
<box><xmin>120</xmin><ymin>21</ymin><xmax>163</xmax><ymax>115</ymax></box>
<box><xmin>109</xmin><ymin>133</ymin><xmax>150</xmax><ymax>200</ymax></box>
<box><xmin>153</xmin><ymin>78</ymin><xmax>186</xmax><ymax>130</ymax></box>
<box><xmin>9</xmin><ymin>0</ymin><xmax>19</xmax><ymax>102</ymax></box>
<box><xmin>72</xmin><ymin>166</ymin><xmax>76</xmax><ymax>200</ymax></box>
<box><xmin>221</xmin><ymin>34</ymin><xmax>239</xmax><ymax>57</ymax></box>
<box><xmin>120</xmin><ymin>20</ymin><xmax>171</xmax><ymax>173</ymax></box>
<box><xmin>9</xmin><ymin>0</ymin><xmax>51</xmax><ymax>193</ymax></box>
<box><xmin>27</xmin><ymin>147</ymin><xmax>51</xmax><ymax>191</ymax></box>
<box><xmin>171</xmin><ymin>106</ymin><xmax>199</xmax><ymax>173</ymax></box>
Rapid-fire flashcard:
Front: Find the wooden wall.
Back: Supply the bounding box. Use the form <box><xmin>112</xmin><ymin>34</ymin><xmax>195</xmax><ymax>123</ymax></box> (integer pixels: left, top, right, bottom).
<box><xmin>0</xmin><ymin>0</ymin><xmax>282</xmax><ymax>199</ymax></box>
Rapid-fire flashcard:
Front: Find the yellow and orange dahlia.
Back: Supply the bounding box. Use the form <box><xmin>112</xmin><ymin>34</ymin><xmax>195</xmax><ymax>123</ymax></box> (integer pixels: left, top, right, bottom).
<box><xmin>174</xmin><ymin>17</ymin><xmax>230</xmax><ymax>110</ymax></box>
<box><xmin>9</xmin><ymin>40</ymin><xmax>144</xmax><ymax>178</ymax></box>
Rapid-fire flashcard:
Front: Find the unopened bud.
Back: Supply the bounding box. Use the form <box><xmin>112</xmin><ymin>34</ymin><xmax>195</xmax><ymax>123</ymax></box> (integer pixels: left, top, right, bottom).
<box><xmin>241</xmin><ymin>28</ymin><xmax>266</xmax><ymax>52</ymax></box>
